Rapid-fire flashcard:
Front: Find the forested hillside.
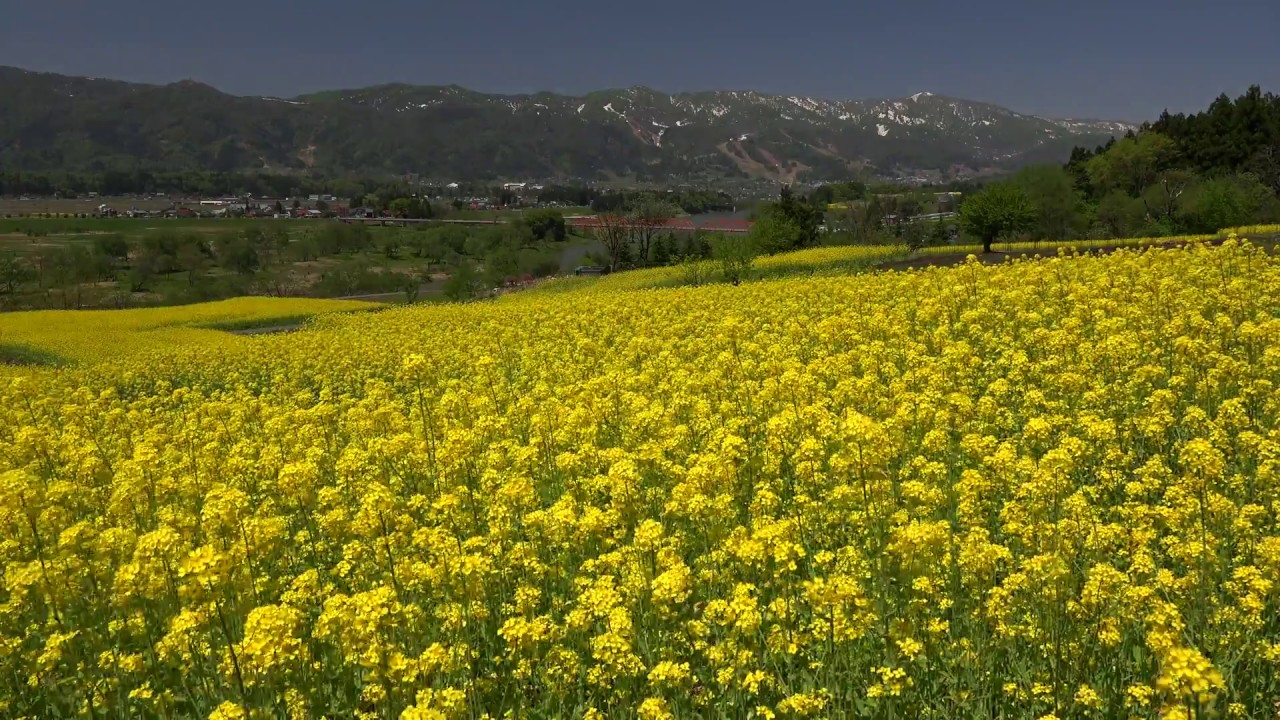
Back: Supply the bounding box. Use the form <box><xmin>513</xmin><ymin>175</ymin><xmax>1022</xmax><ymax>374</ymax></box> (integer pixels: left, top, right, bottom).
<box><xmin>0</xmin><ymin>66</ymin><xmax>1128</xmax><ymax>183</ymax></box>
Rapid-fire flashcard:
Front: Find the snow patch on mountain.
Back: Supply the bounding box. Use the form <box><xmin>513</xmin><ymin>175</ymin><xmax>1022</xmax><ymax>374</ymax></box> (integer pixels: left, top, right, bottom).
<box><xmin>788</xmin><ymin>96</ymin><xmax>823</xmax><ymax>114</ymax></box>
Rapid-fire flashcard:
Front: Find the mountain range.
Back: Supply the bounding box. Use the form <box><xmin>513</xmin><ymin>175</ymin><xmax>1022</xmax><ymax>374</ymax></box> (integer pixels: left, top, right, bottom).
<box><xmin>0</xmin><ymin>66</ymin><xmax>1135</xmax><ymax>184</ymax></box>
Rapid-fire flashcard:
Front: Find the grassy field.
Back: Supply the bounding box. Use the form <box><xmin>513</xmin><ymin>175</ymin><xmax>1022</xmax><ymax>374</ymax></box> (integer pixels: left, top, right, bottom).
<box><xmin>1</xmin><ymin>238</ymin><xmax>1279</xmax><ymax>717</ymax></box>
<box><xmin>0</xmin><ymin>218</ymin><xmax>452</xmax><ymax>310</ymax></box>
<box><xmin>0</xmin><ymin>196</ymin><xmax>179</xmax><ymax>216</ymax></box>
<box><xmin>0</xmin><ymin>216</ymin><xmax>600</xmax><ymax>309</ymax></box>
<box><xmin>0</xmin><ymin>217</ymin><xmax>282</xmax><ymax>257</ymax></box>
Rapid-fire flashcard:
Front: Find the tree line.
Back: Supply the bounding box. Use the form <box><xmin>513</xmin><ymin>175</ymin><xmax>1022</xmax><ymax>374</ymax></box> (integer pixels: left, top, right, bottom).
<box><xmin>0</xmin><ymin>209</ymin><xmax>575</xmax><ymax>309</ymax></box>
<box><xmin>961</xmin><ymin>86</ymin><xmax>1280</xmax><ymax>249</ymax></box>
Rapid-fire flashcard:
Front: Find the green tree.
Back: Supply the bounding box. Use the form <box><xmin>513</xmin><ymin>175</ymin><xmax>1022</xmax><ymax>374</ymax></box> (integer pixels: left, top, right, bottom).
<box><xmin>709</xmin><ymin>232</ymin><xmax>758</xmax><ymax>286</ymax></box>
<box><xmin>896</xmin><ymin>190</ymin><xmax>931</xmax><ymax>220</ymax></box>
<box><xmin>1095</xmin><ymin>191</ymin><xmax>1146</xmax><ymax>238</ymax></box>
<box><xmin>387</xmin><ymin>198</ymin><xmax>417</xmax><ymax>218</ymax></box>
<box><xmin>0</xmin><ymin>254</ymin><xmax>32</xmax><ymax>294</ymax></box>
<box><xmin>681</xmin><ymin>232</ymin><xmax>712</xmax><ymax>260</ymax></box>
<box><xmin>53</xmin><ymin>245</ymin><xmax>101</xmax><ymax>308</ymax></box>
<box><xmin>175</xmin><ymin>241</ymin><xmax>211</xmax><ymax>286</ymax></box>
<box><xmin>411</xmin><ymin>228</ymin><xmax>461</xmax><ymax>266</ymax></box>
<box><xmin>900</xmin><ymin>221</ymin><xmax>929</xmax><ymax>252</ymax></box>
<box><xmin>399</xmin><ymin>267</ymin><xmax>431</xmax><ymax>303</ymax></box>
<box><xmin>767</xmin><ymin>186</ymin><xmax>822</xmax><ymax>248</ymax></box>
<box><xmin>1086</xmin><ymin>132</ymin><xmax>1177</xmax><ymax>200</ymax></box>
<box><xmin>141</xmin><ymin>231</ymin><xmax>184</xmax><ymax>274</ymax></box>
<box><xmin>1013</xmin><ymin>165</ymin><xmax>1088</xmax><ymax>241</ymax></box>
<box><xmin>127</xmin><ymin>253</ymin><xmax>157</xmax><ymax>292</ymax></box>
<box><xmin>1065</xmin><ymin>146</ymin><xmax>1098</xmax><ymax>197</ymax></box>
<box><xmin>749</xmin><ymin>214</ymin><xmax>804</xmax><ymax>254</ymax></box>
<box><xmin>93</xmin><ymin>234</ymin><xmax>130</xmax><ymax>262</ymax></box>
<box><xmin>1247</xmin><ymin>145</ymin><xmax>1280</xmax><ymax>195</ymax></box>
<box><xmin>959</xmin><ymin>182</ymin><xmax>1037</xmax><ymax>253</ymax></box>
<box><xmin>1142</xmin><ymin>169</ymin><xmax>1198</xmax><ymax>226</ymax></box>
<box><xmin>1181</xmin><ymin>173</ymin><xmax>1278</xmax><ymax>233</ymax></box>
<box><xmin>928</xmin><ymin>219</ymin><xmax>952</xmax><ymax>247</ymax></box>
<box><xmin>261</xmin><ymin>226</ymin><xmax>291</xmax><ymax>267</ymax></box>
<box><xmin>809</xmin><ymin>181</ymin><xmax>868</xmax><ymax>207</ymax></box>
<box><xmin>834</xmin><ymin>196</ymin><xmax>887</xmax><ymax>244</ymax></box>
<box><xmin>215</xmin><ymin>233</ymin><xmax>260</xmax><ymax>274</ymax></box>
<box><xmin>380</xmin><ymin>233</ymin><xmax>403</xmax><ymax>259</ymax></box>
<box><xmin>593</xmin><ymin>213</ymin><xmax>632</xmax><ymax>271</ymax></box>
<box><xmin>627</xmin><ymin>200</ymin><xmax>677</xmax><ymax>265</ymax></box>
<box><xmin>522</xmin><ymin>209</ymin><xmax>567</xmax><ymax>243</ymax></box>
<box><xmin>651</xmin><ymin>232</ymin><xmax>676</xmax><ymax>266</ymax></box>
<box><xmin>318</xmin><ymin>223</ymin><xmax>372</xmax><ymax>254</ymax></box>
<box><xmin>443</xmin><ymin>261</ymin><xmax>482</xmax><ymax>301</ymax></box>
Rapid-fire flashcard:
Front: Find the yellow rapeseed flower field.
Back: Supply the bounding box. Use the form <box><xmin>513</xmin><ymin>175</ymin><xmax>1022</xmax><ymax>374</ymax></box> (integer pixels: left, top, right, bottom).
<box><xmin>3</xmin><ymin>239</ymin><xmax>1280</xmax><ymax>719</ymax></box>
<box><xmin>526</xmin><ymin>244</ymin><xmax>908</xmax><ymax>297</ymax></box>
<box><xmin>917</xmin><ymin>234</ymin><xmax>1220</xmax><ymax>258</ymax></box>
<box><xmin>0</xmin><ymin>296</ymin><xmax>379</xmax><ymax>365</ymax></box>
<box><xmin>1221</xmin><ymin>224</ymin><xmax>1280</xmax><ymax>237</ymax></box>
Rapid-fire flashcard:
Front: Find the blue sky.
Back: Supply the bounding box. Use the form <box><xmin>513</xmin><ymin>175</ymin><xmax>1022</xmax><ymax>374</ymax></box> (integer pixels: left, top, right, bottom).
<box><xmin>1</xmin><ymin>0</ymin><xmax>1276</xmax><ymax>121</ymax></box>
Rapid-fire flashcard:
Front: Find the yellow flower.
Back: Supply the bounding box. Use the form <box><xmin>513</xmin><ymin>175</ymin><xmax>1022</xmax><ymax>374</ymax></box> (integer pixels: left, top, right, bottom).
<box><xmin>777</xmin><ymin>691</ymin><xmax>828</xmax><ymax>717</ymax></box>
<box><xmin>1156</xmin><ymin>646</ymin><xmax>1225</xmax><ymax>703</ymax></box>
<box><xmin>239</xmin><ymin>604</ymin><xmax>305</xmax><ymax>676</ymax></box>
<box><xmin>638</xmin><ymin>697</ymin><xmax>674</xmax><ymax>720</ymax></box>
<box><xmin>648</xmin><ymin>661</ymin><xmax>693</xmax><ymax>689</ymax></box>
<box><xmin>1073</xmin><ymin>684</ymin><xmax>1102</xmax><ymax>710</ymax></box>
<box><xmin>896</xmin><ymin>637</ymin><xmax>924</xmax><ymax>660</ymax></box>
<box><xmin>208</xmin><ymin>701</ymin><xmax>247</xmax><ymax>720</ymax></box>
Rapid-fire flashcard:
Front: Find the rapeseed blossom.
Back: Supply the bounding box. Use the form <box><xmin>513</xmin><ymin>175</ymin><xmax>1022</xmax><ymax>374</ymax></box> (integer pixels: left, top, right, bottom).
<box><xmin>0</xmin><ymin>240</ymin><xmax>1276</xmax><ymax>717</ymax></box>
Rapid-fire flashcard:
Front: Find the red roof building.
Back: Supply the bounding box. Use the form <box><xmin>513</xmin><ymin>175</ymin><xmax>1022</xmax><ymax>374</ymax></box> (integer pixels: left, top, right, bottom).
<box><xmin>566</xmin><ymin>216</ymin><xmax>753</xmax><ymax>234</ymax></box>
<box><xmin>698</xmin><ymin>218</ymin><xmax>753</xmax><ymax>234</ymax></box>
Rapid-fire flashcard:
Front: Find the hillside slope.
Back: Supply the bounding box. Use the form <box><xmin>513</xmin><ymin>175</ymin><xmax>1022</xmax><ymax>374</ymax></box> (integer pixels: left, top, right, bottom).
<box><xmin>0</xmin><ymin>66</ymin><xmax>1132</xmax><ymax>182</ymax></box>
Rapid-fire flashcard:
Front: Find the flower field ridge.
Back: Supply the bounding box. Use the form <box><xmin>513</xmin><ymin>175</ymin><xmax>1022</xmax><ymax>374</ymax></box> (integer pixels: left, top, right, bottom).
<box><xmin>0</xmin><ymin>296</ymin><xmax>380</xmax><ymax>366</ymax></box>
<box><xmin>4</xmin><ymin>241</ymin><xmax>1280</xmax><ymax>718</ymax></box>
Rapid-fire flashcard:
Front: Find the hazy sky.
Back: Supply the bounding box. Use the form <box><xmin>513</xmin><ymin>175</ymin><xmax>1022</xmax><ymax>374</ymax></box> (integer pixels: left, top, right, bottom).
<box><xmin>1</xmin><ymin>0</ymin><xmax>1276</xmax><ymax>121</ymax></box>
